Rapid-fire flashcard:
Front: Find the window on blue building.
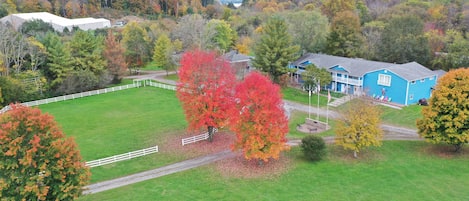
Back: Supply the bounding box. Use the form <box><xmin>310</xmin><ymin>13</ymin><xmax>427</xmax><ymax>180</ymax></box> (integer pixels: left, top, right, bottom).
<box><xmin>378</xmin><ymin>74</ymin><xmax>391</xmax><ymax>86</ymax></box>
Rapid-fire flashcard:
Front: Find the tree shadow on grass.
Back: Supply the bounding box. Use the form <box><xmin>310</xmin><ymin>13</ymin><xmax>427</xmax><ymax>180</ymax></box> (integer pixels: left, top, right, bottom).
<box><xmin>326</xmin><ymin>145</ymin><xmax>385</xmax><ymax>164</ymax></box>
<box><xmin>420</xmin><ymin>143</ymin><xmax>469</xmax><ymax>159</ymax></box>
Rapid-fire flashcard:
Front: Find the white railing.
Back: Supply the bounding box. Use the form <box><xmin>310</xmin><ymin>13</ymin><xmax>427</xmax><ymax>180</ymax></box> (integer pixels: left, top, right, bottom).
<box><xmin>181</xmin><ymin>128</ymin><xmax>218</xmax><ymax>146</ymax></box>
<box><xmin>85</xmin><ymin>145</ymin><xmax>159</xmax><ymax>168</ymax></box>
<box><xmin>182</xmin><ymin>133</ymin><xmax>209</xmax><ymax>146</ymax></box>
<box><xmin>147</xmin><ymin>81</ymin><xmax>176</xmax><ymax>91</ymax></box>
<box><xmin>333</xmin><ymin>76</ymin><xmax>363</xmax><ymax>86</ymax></box>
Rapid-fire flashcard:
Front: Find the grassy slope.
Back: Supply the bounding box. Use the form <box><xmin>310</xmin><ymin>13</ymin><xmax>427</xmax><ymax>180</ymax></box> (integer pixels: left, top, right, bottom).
<box><xmin>39</xmin><ymin>87</ymin><xmax>188</xmax><ymax>182</ymax></box>
<box><xmin>379</xmin><ymin>104</ymin><xmax>423</xmax><ymax>129</ymax></box>
<box><xmin>79</xmin><ymin>141</ymin><xmax>469</xmax><ymax>201</ymax></box>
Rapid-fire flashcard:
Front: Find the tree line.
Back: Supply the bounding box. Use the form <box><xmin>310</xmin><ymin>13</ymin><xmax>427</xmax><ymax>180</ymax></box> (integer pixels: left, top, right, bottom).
<box><xmin>2</xmin><ymin>0</ymin><xmax>469</xmax><ymax>105</ymax></box>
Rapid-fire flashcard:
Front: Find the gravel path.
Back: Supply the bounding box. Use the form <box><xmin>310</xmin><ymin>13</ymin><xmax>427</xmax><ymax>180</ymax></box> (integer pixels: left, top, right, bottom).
<box><xmin>82</xmin><ymin>72</ymin><xmax>422</xmax><ymax>195</ymax></box>
<box><xmin>83</xmin><ymin>150</ymin><xmax>235</xmax><ymax>194</ymax></box>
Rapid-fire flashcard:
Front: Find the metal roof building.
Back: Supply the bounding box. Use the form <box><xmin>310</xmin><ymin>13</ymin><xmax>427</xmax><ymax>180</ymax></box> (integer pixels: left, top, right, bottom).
<box><xmin>0</xmin><ymin>12</ymin><xmax>111</xmax><ymax>32</ymax></box>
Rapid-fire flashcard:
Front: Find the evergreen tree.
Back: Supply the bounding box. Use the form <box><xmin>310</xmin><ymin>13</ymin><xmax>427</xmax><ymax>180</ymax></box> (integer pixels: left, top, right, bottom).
<box><xmin>252</xmin><ymin>16</ymin><xmax>299</xmax><ymax>84</ymax></box>
<box><xmin>41</xmin><ymin>32</ymin><xmax>73</xmax><ymax>90</ymax></box>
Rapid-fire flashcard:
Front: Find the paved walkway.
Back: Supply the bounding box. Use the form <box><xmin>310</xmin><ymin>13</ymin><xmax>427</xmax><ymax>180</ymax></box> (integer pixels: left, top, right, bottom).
<box><xmin>82</xmin><ymin>72</ymin><xmax>421</xmax><ymax>195</ymax></box>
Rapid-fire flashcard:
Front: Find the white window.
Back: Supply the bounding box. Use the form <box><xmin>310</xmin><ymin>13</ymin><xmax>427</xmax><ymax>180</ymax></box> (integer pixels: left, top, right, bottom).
<box><xmin>411</xmin><ymin>80</ymin><xmax>416</xmax><ymax>84</ymax></box>
<box><xmin>377</xmin><ymin>74</ymin><xmax>391</xmax><ymax>86</ymax></box>
<box><xmin>420</xmin><ymin>79</ymin><xmax>425</xmax><ymax>83</ymax></box>
<box><xmin>429</xmin><ymin>76</ymin><xmax>435</xmax><ymax>80</ymax></box>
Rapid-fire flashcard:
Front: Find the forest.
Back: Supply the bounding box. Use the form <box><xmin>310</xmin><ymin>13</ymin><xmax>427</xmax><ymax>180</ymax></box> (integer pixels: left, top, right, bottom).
<box><xmin>1</xmin><ymin>0</ymin><xmax>469</xmax><ymax>107</ymax></box>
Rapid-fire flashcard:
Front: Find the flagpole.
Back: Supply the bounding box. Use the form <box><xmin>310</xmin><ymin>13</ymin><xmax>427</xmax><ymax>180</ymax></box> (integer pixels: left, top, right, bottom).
<box><xmin>327</xmin><ymin>89</ymin><xmax>331</xmax><ymax>125</ymax></box>
<box><xmin>308</xmin><ymin>89</ymin><xmax>311</xmax><ymax>119</ymax></box>
<box><xmin>317</xmin><ymin>79</ymin><xmax>320</xmax><ymax>120</ymax></box>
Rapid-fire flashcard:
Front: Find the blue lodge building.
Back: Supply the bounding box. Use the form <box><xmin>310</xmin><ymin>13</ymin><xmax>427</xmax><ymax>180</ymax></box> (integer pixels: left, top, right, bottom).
<box><xmin>290</xmin><ymin>53</ymin><xmax>441</xmax><ymax>105</ymax></box>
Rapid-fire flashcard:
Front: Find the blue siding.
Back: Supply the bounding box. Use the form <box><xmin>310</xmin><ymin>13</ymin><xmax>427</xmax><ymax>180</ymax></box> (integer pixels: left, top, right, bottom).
<box><xmin>363</xmin><ymin>70</ymin><xmax>408</xmax><ymax>105</ymax></box>
<box><xmin>407</xmin><ymin>76</ymin><xmax>437</xmax><ymax>104</ymax></box>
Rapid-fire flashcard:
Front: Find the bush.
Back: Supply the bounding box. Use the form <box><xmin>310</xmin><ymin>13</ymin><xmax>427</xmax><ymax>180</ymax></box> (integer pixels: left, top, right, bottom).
<box><xmin>300</xmin><ymin>135</ymin><xmax>326</xmax><ymax>161</ymax></box>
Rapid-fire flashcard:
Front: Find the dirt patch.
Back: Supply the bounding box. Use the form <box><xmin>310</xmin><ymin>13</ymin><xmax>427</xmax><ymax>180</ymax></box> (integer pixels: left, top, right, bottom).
<box><xmin>214</xmin><ymin>153</ymin><xmax>292</xmax><ymax>179</ymax></box>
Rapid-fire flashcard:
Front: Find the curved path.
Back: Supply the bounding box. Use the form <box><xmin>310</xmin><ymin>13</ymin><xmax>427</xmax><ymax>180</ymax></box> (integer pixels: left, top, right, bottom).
<box><xmin>83</xmin><ymin>72</ymin><xmax>421</xmax><ymax>195</ymax></box>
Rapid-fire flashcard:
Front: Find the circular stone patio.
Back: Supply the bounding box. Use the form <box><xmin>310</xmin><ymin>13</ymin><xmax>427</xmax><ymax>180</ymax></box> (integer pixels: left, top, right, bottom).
<box><xmin>296</xmin><ymin>118</ymin><xmax>330</xmax><ymax>134</ymax></box>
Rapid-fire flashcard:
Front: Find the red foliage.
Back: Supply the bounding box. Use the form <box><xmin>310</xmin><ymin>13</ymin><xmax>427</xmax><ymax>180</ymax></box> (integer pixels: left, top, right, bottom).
<box><xmin>230</xmin><ymin>72</ymin><xmax>290</xmax><ymax>162</ymax></box>
<box><xmin>176</xmin><ymin>49</ymin><xmax>237</xmax><ymax>141</ymax></box>
<box><xmin>0</xmin><ymin>104</ymin><xmax>90</xmax><ymax>200</ymax></box>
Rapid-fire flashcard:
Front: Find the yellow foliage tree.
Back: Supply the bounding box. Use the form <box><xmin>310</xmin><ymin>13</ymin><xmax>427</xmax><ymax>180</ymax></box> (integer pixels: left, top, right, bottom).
<box><xmin>335</xmin><ymin>99</ymin><xmax>383</xmax><ymax>158</ymax></box>
<box><xmin>417</xmin><ymin>68</ymin><xmax>469</xmax><ymax>152</ymax></box>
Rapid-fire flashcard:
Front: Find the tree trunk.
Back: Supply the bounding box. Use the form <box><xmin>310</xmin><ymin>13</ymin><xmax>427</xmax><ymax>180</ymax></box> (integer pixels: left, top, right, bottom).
<box><xmin>207</xmin><ymin>126</ymin><xmax>214</xmax><ymax>142</ymax></box>
<box><xmin>454</xmin><ymin>143</ymin><xmax>463</xmax><ymax>153</ymax></box>
<box><xmin>353</xmin><ymin>150</ymin><xmax>357</xmax><ymax>158</ymax></box>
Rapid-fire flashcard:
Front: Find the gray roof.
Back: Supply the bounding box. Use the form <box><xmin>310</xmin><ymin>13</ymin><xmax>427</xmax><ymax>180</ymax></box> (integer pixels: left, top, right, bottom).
<box><xmin>223</xmin><ymin>50</ymin><xmax>251</xmax><ymax>63</ymax></box>
<box><xmin>292</xmin><ymin>53</ymin><xmax>437</xmax><ymax>80</ymax></box>
<box><xmin>433</xmin><ymin>69</ymin><xmax>446</xmax><ymax>78</ymax></box>
<box><xmin>385</xmin><ymin>62</ymin><xmax>437</xmax><ymax>81</ymax></box>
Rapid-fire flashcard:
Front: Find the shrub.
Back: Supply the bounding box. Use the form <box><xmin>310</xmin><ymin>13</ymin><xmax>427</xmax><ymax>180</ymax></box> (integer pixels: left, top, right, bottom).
<box><xmin>300</xmin><ymin>135</ymin><xmax>326</xmax><ymax>161</ymax></box>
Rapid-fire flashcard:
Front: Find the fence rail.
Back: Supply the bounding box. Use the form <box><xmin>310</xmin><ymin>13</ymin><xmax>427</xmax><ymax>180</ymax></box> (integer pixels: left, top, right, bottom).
<box><xmin>86</xmin><ymin>145</ymin><xmax>159</xmax><ymax>168</ymax></box>
<box><xmin>182</xmin><ymin>133</ymin><xmax>209</xmax><ymax>146</ymax></box>
<box><xmin>0</xmin><ymin>78</ymin><xmax>178</xmax><ymax>114</ymax></box>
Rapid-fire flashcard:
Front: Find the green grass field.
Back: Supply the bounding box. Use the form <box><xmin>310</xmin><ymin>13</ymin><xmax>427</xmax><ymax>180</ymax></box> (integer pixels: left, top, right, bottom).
<box><xmin>142</xmin><ymin>61</ymin><xmax>163</xmax><ymax>71</ymax></box>
<box><xmin>282</xmin><ymin>87</ymin><xmax>329</xmax><ymax>107</ymax></box>
<box><xmin>79</xmin><ymin>141</ymin><xmax>469</xmax><ymax>201</ymax></box>
<box><xmin>380</xmin><ymin>104</ymin><xmax>423</xmax><ymax>129</ymax></box>
<box><xmin>39</xmin><ymin>87</ymin><xmax>189</xmax><ymax>182</ymax></box>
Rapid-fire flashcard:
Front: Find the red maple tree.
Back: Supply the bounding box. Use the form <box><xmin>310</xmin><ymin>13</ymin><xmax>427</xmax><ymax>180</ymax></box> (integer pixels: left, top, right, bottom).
<box><xmin>0</xmin><ymin>104</ymin><xmax>90</xmax><ymax>200</ymax></box>
<box><xmin>176</xmin><ymin>49</ymin><xmax>237</xmax><ymax>142</ymax></box>
<box><xmin>230</xmin><ymin>72</ymin><xmax>290</xmax><ymax>163</ymax></box>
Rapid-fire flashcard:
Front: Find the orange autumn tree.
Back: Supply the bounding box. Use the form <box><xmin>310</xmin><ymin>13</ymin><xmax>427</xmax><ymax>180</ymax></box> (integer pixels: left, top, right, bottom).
<box><xmin>417</xmin><ymin>68</ymin><xmax>469</xmax><ymax>152</ymax></box>
<box><xmin>231</xmin><ymin>72</ymin><xmax>290</xmax><ymax>163</ymax></box>
<box><xmin>176</xmin><ymin>49</ymin><xmax>237</xmax><ymax>142</ymax></box>
<box><xmin>0</xmin><ymin>104</ymin><xmax>90</xmax><ymax>200</ymax></box>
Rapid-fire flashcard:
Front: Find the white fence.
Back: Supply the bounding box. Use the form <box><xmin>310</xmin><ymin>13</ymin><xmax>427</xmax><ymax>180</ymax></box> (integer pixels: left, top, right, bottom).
<box><xmin>181</xmin><ymin>128</ymin><xmax>218</xmax><ymax>146</ymax></box>
<box><xmin>182</xmin><ymin>133</ymin><xmax>209</xmax><ymax>146</ymax></box>
<box><xmin>86</xmin><ymin>145</ymin><xmax>159</xmax><ymax>168</ymax></box>
<box><xmin>0</xmin><ymin>79</ymin><xmax>177</xmax><ymax>114</ymax></box>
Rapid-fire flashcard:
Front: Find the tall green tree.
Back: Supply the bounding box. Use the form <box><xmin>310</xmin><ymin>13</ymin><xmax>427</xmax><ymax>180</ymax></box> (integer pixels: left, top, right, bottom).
<box><xmin>40</xmin><ymin>32</ymin><xmax>72</xmax><ymax>90</ymax></box>
<box><xmin>417</xmin><ymin>68</ymin><xmax>469</xmax><ymax>152</ymax></box>
<box><xmin>286</xmin><ymin>10</ymin><xmax>329</xmax><ymax>53</ymax></box>
<box><xmin>152</xmin><ymin>34</ymin><xmax>174</xmax><ymax>76</ymax></box>
<box><xmin>377</xmin><ymin>15</ymin><xmax>431</xmax><ymax>65</ymax></box>
<box><xmin>0</xmin><ymin>104</ymin><xmax>90</xmax><ymax>200</ymax></box>
<box><xmin>325</xmin><ymin>10</ymin><xmax>364</xmax><ymax>58</ymax></box>
<box><xmin>68</xmin><ymin>30</ymin><xmax>106</xmax><ymax>76</ymax></box>
<box><xmin>335</xmin><ymin>99</ymin><xmax>383</xmax><ymax>158</ymax></box>
<box><xmin>252</xmin><ymin>16</ymin><xmax>299</xmax><ymax>84</ymax></box>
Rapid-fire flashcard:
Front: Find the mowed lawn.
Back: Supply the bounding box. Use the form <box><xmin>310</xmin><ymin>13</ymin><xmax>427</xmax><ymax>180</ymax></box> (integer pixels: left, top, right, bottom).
<box><xmin>39</xmin><ymin>87</ymin><xmax>188</xmax><ymax>182</ymax></box>
<box><xmin>79</xmin><ymin>141</ymin><xmax>469</xmax><ymax>201</ymax></box>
